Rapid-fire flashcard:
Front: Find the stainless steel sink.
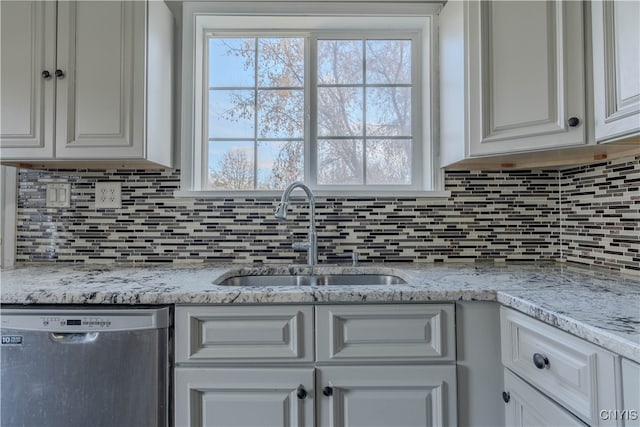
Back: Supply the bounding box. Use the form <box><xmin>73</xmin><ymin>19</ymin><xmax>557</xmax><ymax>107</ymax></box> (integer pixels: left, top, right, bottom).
<box><xmin>217</xmin><ymin>274</ymin><xmax>407</xmax><ymax>287</ymax></box>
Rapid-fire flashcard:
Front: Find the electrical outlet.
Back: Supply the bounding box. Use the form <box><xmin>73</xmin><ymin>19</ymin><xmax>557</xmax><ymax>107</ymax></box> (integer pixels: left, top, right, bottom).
<box><xmin>95</xmin><ymin>182</ymin><xmax>122</xmax><ymax>209</ymax></box>
<box><xmin>46</xmin><ymin>183</ymin><xmax>71</xmax><ymax>208</ymax></box>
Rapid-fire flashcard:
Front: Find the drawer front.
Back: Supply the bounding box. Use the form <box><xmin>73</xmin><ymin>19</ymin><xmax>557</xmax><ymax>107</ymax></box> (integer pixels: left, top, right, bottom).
<box><xmin>316</xmin><ymin>304</ymin><xmax>455</xmax><ymax>363</ymax></box>
<box><xmin>500</xmin><ymin>307</ymin><xmax>617</xmax><ymax>425</ymax></box>
<box><xmin>175</xmin><ymin>305</ymin><xmax>314</xmax><ymax>364</ymax></box>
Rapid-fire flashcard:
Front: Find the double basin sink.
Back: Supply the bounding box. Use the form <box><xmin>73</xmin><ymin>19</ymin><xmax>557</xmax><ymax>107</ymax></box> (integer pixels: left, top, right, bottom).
<box><xmin>216</xmin><ymin>269</ymin><xmax>408</xmax><ymax>287</ymax></box>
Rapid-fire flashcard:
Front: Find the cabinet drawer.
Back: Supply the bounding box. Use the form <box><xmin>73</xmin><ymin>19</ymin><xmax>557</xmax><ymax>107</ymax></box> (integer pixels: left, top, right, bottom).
<box><xmin>175</xmin><ymin>305</ymin><xmax>313</xmax><ymax>364</ymax></box>
<box><xmin>500</xmin><ymin>307</ymin><xmax>618</xmax><ymax>425</ymax></box>
<box><xmin>316</xmin><ymin>304</ymin><xmax>455</xmax><ymax>363</ymax></box>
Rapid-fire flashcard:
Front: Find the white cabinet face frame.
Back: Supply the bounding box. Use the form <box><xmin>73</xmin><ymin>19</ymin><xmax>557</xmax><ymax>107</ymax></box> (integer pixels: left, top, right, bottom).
<box><xmin>467</xmin><ymin>0</ymin><xmax>586</xmax><ymax>156</ymax></box>
<box><xmin>592</xmin><ymin>0</ymin><xmax>640</xmax><ymax>142</ymax></box>
<box><xmin>0</xmin><ymin>1</ymin><xmax>56</xmax><ymax>158</ymax></box>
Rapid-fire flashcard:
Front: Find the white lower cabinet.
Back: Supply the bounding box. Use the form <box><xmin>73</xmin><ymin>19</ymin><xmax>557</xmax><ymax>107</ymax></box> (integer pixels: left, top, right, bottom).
<box><xmin>500</xmin><ymin>307</ymin><xmax>621</xmax><ymax>426</ymax></box>
<box><xmin>175</xmin><ymin>304</ymin><xmax>457</xmax><ymax>427</ymax></box>
<box><xmin>503</xmin><ymin>370</ymin><xmax>586</xmax><ymax>426</ymax></box>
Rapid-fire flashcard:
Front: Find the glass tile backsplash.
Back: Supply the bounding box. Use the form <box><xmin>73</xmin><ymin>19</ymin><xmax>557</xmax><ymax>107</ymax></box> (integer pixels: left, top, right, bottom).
<box><xmin>15</xmin><ymin>155</ymin><xmax>639</xmax><ymax>274</ymax></box>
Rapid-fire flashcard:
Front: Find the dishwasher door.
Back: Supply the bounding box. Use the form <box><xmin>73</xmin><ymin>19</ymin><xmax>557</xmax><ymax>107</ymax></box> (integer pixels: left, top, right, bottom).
<box><xmin>0</xmin><ymin>307</ymin><xmax>170</xmax><ymax>427</ymax></box>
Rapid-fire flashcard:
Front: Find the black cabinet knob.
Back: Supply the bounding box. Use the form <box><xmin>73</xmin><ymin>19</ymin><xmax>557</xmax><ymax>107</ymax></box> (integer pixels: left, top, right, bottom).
<box><xmin>296</xmin><ymin>385</ymin><xmax>307</xmax><ymax>400</ymax></box>
<box><xmin>502</xmin><ymin>391</ymin><xmax>511</xmax><ymax>403</ymax></box>
<box><xmin>533</xmin><ymin>353</ymin><xmax>549</xmax><ymax>369</ymax></box>
<box><xmin>322</xmin><ymin>386</ymin><xmax>333</xmax><ymax>397</ymax></box>
<box><xmin>55</xmin><ymin>69</ymin><xmax>65</xmax><ymax>79</ymax></box>
<box><xmin>568</xmin><ymin>117</ymin><xmax>580</xmax><ymax>127</ymax></box>
<box><xmin>42</xmin><ymin>70</ymin><xmax>52</xmax><ymax>79</ymax></box>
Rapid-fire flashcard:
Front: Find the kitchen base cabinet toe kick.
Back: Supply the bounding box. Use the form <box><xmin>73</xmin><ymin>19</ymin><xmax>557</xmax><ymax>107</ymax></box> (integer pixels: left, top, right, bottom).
<box><xmin>174</xmin><ymin>304</ymin><xmax>457</xmax><ymax>427</ymax></box>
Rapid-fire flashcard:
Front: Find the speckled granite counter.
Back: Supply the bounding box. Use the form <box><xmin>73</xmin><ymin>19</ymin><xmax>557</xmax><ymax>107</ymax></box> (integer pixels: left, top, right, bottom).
<box><xmin>1</xmin><ymin>262</ymin><xmax>639</xmax><ymax>362</ymax></box>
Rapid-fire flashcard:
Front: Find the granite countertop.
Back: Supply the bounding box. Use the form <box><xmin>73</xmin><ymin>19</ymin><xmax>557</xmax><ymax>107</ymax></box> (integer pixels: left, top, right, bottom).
<box><xmin>1</xmin><ymin>262</ymin><xmax>639</xmax><ymax>362</ymax></box>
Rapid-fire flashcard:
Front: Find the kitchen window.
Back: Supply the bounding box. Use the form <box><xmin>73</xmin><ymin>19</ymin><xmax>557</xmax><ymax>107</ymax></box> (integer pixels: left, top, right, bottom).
<box><xmin>179</xmin><ymin>2</ymin><xmax>442</xmax><ymax>196</ymax></box>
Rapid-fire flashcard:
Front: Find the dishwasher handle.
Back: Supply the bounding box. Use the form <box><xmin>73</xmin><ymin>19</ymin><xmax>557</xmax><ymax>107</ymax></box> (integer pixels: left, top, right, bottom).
<box><xmin>49</xmin><ymin>332</ymin><xmax>99</xmax><ymax>344</ymax></box>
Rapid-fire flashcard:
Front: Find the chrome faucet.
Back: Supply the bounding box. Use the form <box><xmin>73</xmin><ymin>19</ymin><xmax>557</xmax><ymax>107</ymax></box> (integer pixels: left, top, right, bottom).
<box><xmin>274</xmin><ymin>181</ymin><xmax>317</xmax><ymax>266</ymax></box>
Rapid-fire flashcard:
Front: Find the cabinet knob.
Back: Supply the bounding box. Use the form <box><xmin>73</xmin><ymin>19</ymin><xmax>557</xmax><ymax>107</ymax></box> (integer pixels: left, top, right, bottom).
<box><xmin>296</xmin><ymin>385</ymin><xmax>307</xmax><ymax>400</ymax></box>
<box><xmin>502</xmin><ymin>391</ymin><xmax>511</xmax><ymax>403</ymax></box>
<box><xmin>568</xmin><ymin>117</ymin><xmax>580</xmax><ymax>127</ymax></box>
<box><xmin>533</xmin><ymin>352</ymin><xmax>549</xmax><ymax>369</ymax></box>
<box><xmin>55</xmin><ymin>69</ymin><xmax>65</xmax><ymax>79</ymax></box>
<box><xmin>322</xmin><ymin>386</ymin><xmax>333</xmax><ymax>397</ymax></box>
<box><xmin>42</xmin><ymin>70</ymin><xmax>52</xmax><ymax>80</ymax></box>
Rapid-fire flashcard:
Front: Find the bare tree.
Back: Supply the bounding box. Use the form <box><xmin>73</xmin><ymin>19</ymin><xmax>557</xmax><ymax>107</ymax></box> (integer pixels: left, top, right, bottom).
<box><xmin>209</xmin><ymin>148</ymin><xmax>254</xmax><ymax>190</ymax></box>
<box><xmin>268</xmin><ymin>140</ymin><xmax>304</xmax><ymax>189</ymax></box>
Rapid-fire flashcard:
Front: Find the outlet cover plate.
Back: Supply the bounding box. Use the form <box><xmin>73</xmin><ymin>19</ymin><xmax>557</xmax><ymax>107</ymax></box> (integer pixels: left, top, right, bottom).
<box><xmin>95</xmin><ymin>182</ymin><xmax>122</xmax><ymax>208</ymax></box>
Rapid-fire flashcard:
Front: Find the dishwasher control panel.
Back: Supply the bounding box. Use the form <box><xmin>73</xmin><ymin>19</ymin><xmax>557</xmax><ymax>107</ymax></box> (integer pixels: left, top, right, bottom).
<box><xmin>0</xmin><ymin>307</ymin><xmax>170</xmax><ymax>332</ymax></box>
<box><xmin>40</xmin><ymin>316</ymin><xmax>112</xmax><ymax>328</ymax></box>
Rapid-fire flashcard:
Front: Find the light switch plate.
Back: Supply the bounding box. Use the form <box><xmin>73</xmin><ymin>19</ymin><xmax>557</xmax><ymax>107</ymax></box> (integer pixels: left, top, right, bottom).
<box><xmin>46</xmin><ymin>183</ymin><xmax>71</xmax><ymax>208</ymax></box>
<box><xmin>95</xmin><ymin>182</ymin><xmax>122</xmax><ymax>209</ymax></box>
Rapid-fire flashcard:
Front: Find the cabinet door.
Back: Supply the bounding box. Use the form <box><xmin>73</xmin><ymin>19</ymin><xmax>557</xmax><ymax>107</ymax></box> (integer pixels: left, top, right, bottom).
<box><xmin>175</xmin><ymin>367</ymin><xmax>314</xmax><ymax>427</ymax></box>
<box><xmin>317</xmin><ymin>365</ymin><xmax>457</xmax><ymax>427</ymax></box>
<box><xmin>55</xmin><ymin>1</ymin><xmax>145</xmax><ymax>159</ymax></box>
<box><xmin>0</xmin><ymin>1</ymin><xmax>56</xmax><ymax>158</ymax></box>
<box><xmin>468</xmin><ymin>0</ymin><xmax>586</xmax><ymax>156</ymax></box>
<box><xmin>592</xmin><ymin>0</ymin><xmax>640</xmax><ymax>142</ymax></box>
<box><xmin>504</xmin><ymin>370</ymin><xmax>587</xmax><ymax>427</ymax></box>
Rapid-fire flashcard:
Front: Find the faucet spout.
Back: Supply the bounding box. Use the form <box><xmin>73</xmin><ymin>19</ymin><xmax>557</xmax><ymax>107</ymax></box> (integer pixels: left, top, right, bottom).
<box><xmin>275</xmin><ymin>181</ymin><xmax>317</xmax><ymax>266</ymax></box>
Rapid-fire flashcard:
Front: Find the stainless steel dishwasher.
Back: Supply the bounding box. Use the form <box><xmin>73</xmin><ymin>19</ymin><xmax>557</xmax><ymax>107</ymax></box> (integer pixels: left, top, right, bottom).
<box><xmin>0</xmin><ymin>306</ymin><xmax>170</xmax><ymax>427</ymax></box>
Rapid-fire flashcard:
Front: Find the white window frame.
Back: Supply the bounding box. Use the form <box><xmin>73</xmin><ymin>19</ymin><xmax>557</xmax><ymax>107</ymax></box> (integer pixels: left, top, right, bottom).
<box><xmin>178</xmin><ymin>2</ymin><xmax>446</xmax><ymax>197</ymax></box>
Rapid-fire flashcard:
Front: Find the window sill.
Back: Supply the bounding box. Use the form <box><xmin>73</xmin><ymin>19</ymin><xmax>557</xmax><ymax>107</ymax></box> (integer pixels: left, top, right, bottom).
<box><xmin>173</xmin><ymin>190</ymin><xmax>451</xmax><ymax>199</ymax></box>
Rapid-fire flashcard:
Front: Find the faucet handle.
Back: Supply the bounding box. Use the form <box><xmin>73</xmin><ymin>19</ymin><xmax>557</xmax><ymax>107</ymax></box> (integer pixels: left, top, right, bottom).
<box><xmin>292</xmin><ymin>242</ymin><xmax>310</xmax><ymax>252</ymax></box>
<box><xmin>334</xmin><ymin>251</ymin><xmax>359</xmax><ymax>266</ymax></box>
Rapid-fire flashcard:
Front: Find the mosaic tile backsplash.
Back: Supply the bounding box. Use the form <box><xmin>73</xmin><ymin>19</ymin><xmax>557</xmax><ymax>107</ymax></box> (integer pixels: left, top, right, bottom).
<box><xmin>560</xmin><ymin>156</ymin><xmax>639</xmax><ymax>273</ymax></box>
<box><xmin>15</xmin><ymin>155</ymin><xmax>639</xmax><ymax>273</ymax></box>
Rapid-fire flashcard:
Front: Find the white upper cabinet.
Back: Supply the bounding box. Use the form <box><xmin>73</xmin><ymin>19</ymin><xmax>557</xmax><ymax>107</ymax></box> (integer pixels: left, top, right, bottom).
<box><xmin>591</xmin><ymin>0</ymin><xmax>640</xmax><ymax>143</ymax></box>
<box><xmin>440</xmin><ymin>1</ymin><xmax>587</xmax><ymax>166</ymax></box>
<box><xmin>0</xmin><ymin>1</ymin><xmax>173</xmax><ymax>168</ymax></box>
